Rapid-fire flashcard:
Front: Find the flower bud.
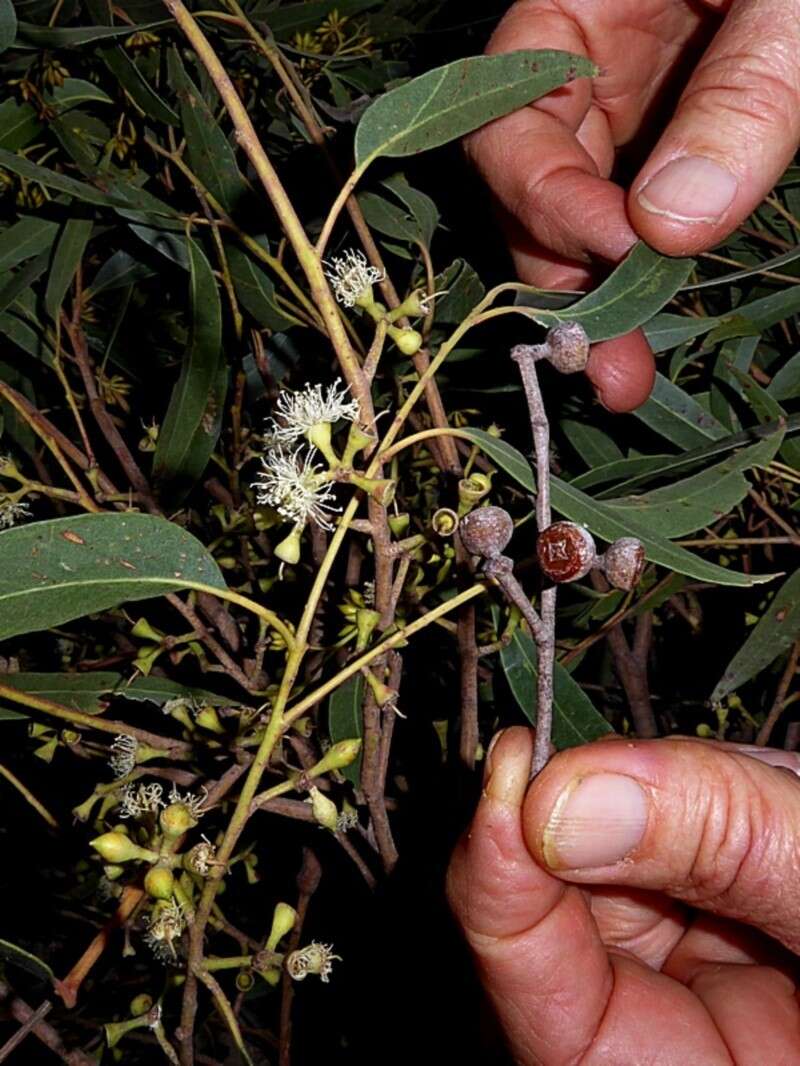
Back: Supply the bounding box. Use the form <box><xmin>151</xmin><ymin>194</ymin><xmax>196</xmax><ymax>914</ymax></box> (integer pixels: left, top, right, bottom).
<box><xmin>160</xmin><ymin>803</ymin><xmax>197</xmax><ymax>839</ymax></box>
<box><xmin>266</xmin><ymin>902</ymin><xmax>298</xmax><ymax>951</ymax></box>
<box><xmin>388</xmin><ymin>326</ymin><xmax>423</xmax><ymax>355</ymax></box>
<box><xmin>144</xmin><ymin>866</ymin><xmax>175</xmax><ymax>900</ymax></box>
<box><xmin>544</xmin><ymin>322</ymin><xmax>590</xmax><ymax>373</ymax></box>
<box><xmin>195</xmin><ymin>705</ymin><xmax>225</xmax><ymax>735</ymax></box>
<box><xmin>130</xmin><ymin>994</ymin><xmax>154</xmax><ymax>1017</ymax></box>
<box><xmin>103</xmin><ymin>864</ymin><xmax>125</xmax><ymax>881</ymax></box>
<box><xmin>355</xmin><ymin>607</ymin><xmax>381</xmax><ymax>652</ymax></box>
<box><xmin>459</xmin><ymin>506</ymin><xmax>513</xmax><ymax>558</ymax></box>
<box><xmin>536</xmin><ymin>521</ymin><xmax>597</xmax><ymax>582</ymax></box>
<box><xmin>131</xmin><ymin>617</ymin><xmax>164</xmax><ymax>643</ymax></box>
<box><xmin>275</xmin><ymin>526</ymin><xmax>302</xmax><ymax>565</ymax></box>
<box><xmin>91</xmin><ymin>832</ymin><xmax>151</xmax><ymax>864</ymax></box>
<box><xmin>341</xmin><ymin>422</ymin><xmax>376</xmax><ymax>466</ymax></box>
<box><xmin>309</xmin><ymin>786</ymin><xmax>339</xmax><ymax>831</ymax></box>
<box><xmin>312</xmin><ymin>738</ymin><xmax>362</xmax><ymax>775</ymax></box>
<box><xmin>600</xmin><ymin>537</ymin><xmax>646</xmax><ymax>591</ymax></box>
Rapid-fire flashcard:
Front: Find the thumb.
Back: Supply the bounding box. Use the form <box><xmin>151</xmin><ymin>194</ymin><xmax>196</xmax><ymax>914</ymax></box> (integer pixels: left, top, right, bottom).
<box><xmin>628</xmin><ymin>0</ymin><xmax>800</xmax><ymax>256</ymax></box>
<box><xmin>522</xmin><ymin>738</ymin><xmax>800</xmax><ymax>952</ymax></box>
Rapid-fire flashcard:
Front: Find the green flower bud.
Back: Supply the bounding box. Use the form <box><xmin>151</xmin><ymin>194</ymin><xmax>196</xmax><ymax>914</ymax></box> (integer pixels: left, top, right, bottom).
<box><xmin>131</xmin><ymin>617</ymin><xmax>164</xmax><ymax>643</ymax></box>
<box><xmin>341</xmin><ymin>422</ymin><xmax>376</xmax><ymax>467</ymax></box>
<box><xmin>308</xmin><ymin>787</ymin><xmax>338</xmax><ymax>832</ymax></box>
<box><xmin>387</xmin><ymin>325</ymin><xmax>423</xmax><ymax>355</ymax></box>
<box><xmin>312</xmin><ymin>738</ymin><xmax>362</xmax><ymax>775</ymax></box>
<box><xmin>266</xmin><ymin>902</ymin><xmax>298</xmax><ymax>952</ymax></box>
<box><xmin>160</xmin><ymin>803</ymin><xmax>197</xmax><ymax>839</ymax></box>
<box><xmin>91</xmin><ymin>832</ymin><xmax>154</xmax><ymax>864</ymax></box>
<box><xmin>144</xmin><ymin>866</ymin><xmax>175</xmax><ymax>900</ymax></box>
<box><xmin>195</xmin><ymin>705</ymin><xmax>225</xmax><ymax>735</ymax></box>
<box><xmin>275</xmin><ymin>526</ymin><xmax>302</xmax><ymax>565</ymax></box>
<box><xmin>355</xmin><ymin>607</ymin><xmax>381</xmax><ymax>652</ymax></box>
<box><xmin>130</xmin><ymin>994</ymin><xmax>154</xmax><ymax>1018</ymax></box>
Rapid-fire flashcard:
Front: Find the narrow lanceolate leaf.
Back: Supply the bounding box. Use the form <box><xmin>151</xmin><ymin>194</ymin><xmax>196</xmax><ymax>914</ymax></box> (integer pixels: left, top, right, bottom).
<box><xmin>634</xmin><ymin>373</ymin><xmax>727</xmax><ymax>449</ymax></box>
<box><xmin>355</xmin><ymin>50</ymin><xmax>596</xmax><ymax>165</ymax></box>
<box><xmin>0</xmin><ymin>99</ymin><xmax>41</xmax><ymax>151</ymax></box>
<box><xmin>44</xmin><ymin>218</ymin><xmax>93</xmax><ymax>320</ymax></box>
<box><xmin>712</xmin><ymin>571</ymin><xmax>800</xmax><ymax>703</ymax></box>
<box><xmin>458</xmin><ymin>428</ymin><xmax>779</xmax><ymax>588</ymax></box>
<box><xmin>601</xmin><ymin>432</ymin><xmax>783</xmax><ymax>538</ymax></box>
<box><xmin>168</xmin><ymin>49</ymin><xmax>249</xmax><ymax>214</ymax></box>
<box><xmin>153</xmin><ymin>238</ymin><xmax>227</xmax><ymax>496</ymax></box>
<box><xmin>0</xmin><ymin>513</ymin><xmax>226</xmax><ymax>641</ymax></box>
<box><xmin>0</xmin><ymin>939</ymin><xmax>54</xmax><ymax>985</ymax></box>
<box><xmin>500</xmin><ymin>627</ymin><xmax>612</xmax><ymax>748</ymax></box>
<box><xmin>0</xmin><ymin>216</ymin><xmax>59</xmax><ymax>274</ymax></box>
<box><xmin>15</xmin><ymin>19</ymin><xmax>170</xmax><ymax>48</ymax></box>
<box><xmin>0</xmin><ymin>672</ymin><xmax>231</xmax><ymax>716</ymax></box>
<box><xmin>527</xmin><ymin>243</ymin><xmax>695</xmax><ymax>341</ymax></box>
<box><xmin>251</xmin><ymin>0</ymin><xmax>380</xmax><ymax>37</ymax></box>
<box><xmin>327</xmin><ymin>675</ymin><xmax>364</xmax><ymax>786</ymax></box>
<box><xmin>0</xmin><ymin>0</ymin><xmax>17</xmax><ymax>54</ymax></box>
<box><xmin>227</xmin><ymin>244</ymin><xmax>297</xmax><ymax>331</ymax></box>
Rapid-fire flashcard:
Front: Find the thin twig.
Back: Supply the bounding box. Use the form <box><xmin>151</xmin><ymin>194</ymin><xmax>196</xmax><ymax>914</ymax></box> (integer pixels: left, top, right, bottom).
<box><xmin>756</xmin><ymin>640</ymin><xmax>800</xmax><ymax>746</ymax></box>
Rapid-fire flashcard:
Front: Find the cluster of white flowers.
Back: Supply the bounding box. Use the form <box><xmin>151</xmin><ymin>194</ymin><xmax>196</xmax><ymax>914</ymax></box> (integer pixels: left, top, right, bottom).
<box><xmin>335</xmin><ymin>808</ymin><xmax>359</xmax><ymax>833</ymax></box>
<box><xmin>254</xmin><ymin>446</ymin><xmax>340</xmax><ymax>531</ymax></box>
<box><xmin>145</xmin><ymin>898</ymin><xmax>188</xmax><ymax>964</ymax></box>
<box><xmin>285</xmin><ymin>942</ymin><xmax>341</xmax><ymax>983</ymax></box>
<box><xmin>119</xmin><ymin>782</ymin><xmax>165</xmax><ymax>819</ymax></box>
<box><xmin>324</xmin><ymin>249</ymin><xmax>383</xmax><ymax>308</ymax></box>
<box><xmin>109</xmin><ymin>734</ymin><xmax>138</xmax><ymax>778</ymax></box>
<box><xmin>0</xmin><ymin>498</ymin><xmax>30</xmax><ymax>531</ymax></box>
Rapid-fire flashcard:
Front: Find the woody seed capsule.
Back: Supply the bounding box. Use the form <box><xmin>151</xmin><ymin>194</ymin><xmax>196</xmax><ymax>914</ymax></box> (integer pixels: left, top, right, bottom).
<box><xmin>459</xmin><ymin>506</ymin><xmax>514</xmax><ymax>558</ymax></box>
<box><xmin>536</xmin><ymin>521</ymin><xmax>597</xmax><ymax>582</ymax></box>
<box><xmin>601</xmin><ymin>537</ymin><xmax>646</xmax><ymax>591</ymax></box>
<box><xmin>544</xmin><ymin>322</ymin><xmax>590</xmax><ymax>374</ymax></box>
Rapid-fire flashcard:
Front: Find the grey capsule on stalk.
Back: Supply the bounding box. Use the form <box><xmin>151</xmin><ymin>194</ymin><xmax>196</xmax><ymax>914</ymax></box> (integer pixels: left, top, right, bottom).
<box><xmin>459</xmin><ymin>505</ymin><xmax>514</xmax><ymax>558</ymax></box>
<box><xmin>600</xmin><ymin>537</ymin><xmax>646</xmax><ymax>591</ymax></box>
<box><xmin>544</xmin><ymin>322</ymin><xmax>591</xmax><ymax>374</ymax></box>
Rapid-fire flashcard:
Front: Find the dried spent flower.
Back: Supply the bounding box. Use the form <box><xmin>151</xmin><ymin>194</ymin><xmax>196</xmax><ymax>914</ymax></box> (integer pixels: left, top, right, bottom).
<box><xmin>254</xmin><ymin>447</ymin><xmax>339</xmax><ymax>530</ymax></box>
<box><xmin>184</xmin><ymin>837</ymin><xmax>218</xmax><ymax>877</ymax></box>
<box><xmin>144</xmin><ymin>898</ymin><xmax>188</xmax><ymax>964</ymax></box>
<box><xmin>0</xmin><ymin>498</ymin><xmax>30</xmax><ymax>530</ymax></box>
<box><xmin>336</xmin><ymin>808</ymin><xmax>359</xmax><ymax>832</ymax></box>
<box><xmin>168</xmin><ymin>783</ymin><xmax>209</xmax><ymax>820</ymax></box>
<box><xmin>267</xmin><ymin>379</ymin><xmax>360</xmax><ymax>445</ymax></box>
<box><xmin>324</xmin><ymin>249</ymin><xmax>384</xmax><ymax>307</ymax></box>
<box><xmin>109</xmin><ymin>734</ymin><xmax>139</xmax><ymax>778</ymax></box>
<box><xmin>285</xmin><ymin>941</ymin><xmax>341</xmax><ymax>983</ymax></box>
<box><xmin>118</xmin><ymin>782</ymin><xmax>165</xmax><ymax>819</ymax></box>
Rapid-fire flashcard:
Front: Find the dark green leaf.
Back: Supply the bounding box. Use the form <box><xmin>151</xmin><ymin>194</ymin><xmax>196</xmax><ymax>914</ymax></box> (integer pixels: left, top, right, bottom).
<box><xmin>681</xmin><ymin>245</ymin><xmax>800</xmax><ymax>291</ymax></box>
<box><xmin>381</xmin><ymin>172</ymin><xmax>439</xmax><ymax>247</ymax></box>
<box><xmin>0</xmin><ymin>251</ymin><xmax>50</xmax><ymax>315</ymax></box>
<box><xmin>0</xmin><ymin>513</ymin><xmax>227</xmax><ymax>641</ymax></box>
<box><xmin>712</xmin><ymin>571</ymin><xmax>800</xmax><ymax>702</ymax></box>
<box><xmin>0</xmin><ymin>216</ymin><xmax>59</xmax><ymax>273</ymax></box>
<box><xmin>153</xmin><ymin>238</ymin><xmax>227</xmax><ymax>496</ymax></box>
<box><xmin>16</xmin><ymin>18</ymin><xmax>169</xmax><ymax>47</ymax></box>
<box><xmin>768</xmin><ymin>350</ymin><xmax>800</xmax><ymax>401</ymax></box>
<box><xmin>89</xmin><ymin>249</ymin><xmax>157</xmax><ymax>296</ymax></box>
<box><xmin>0</xmin><ymin>672</ymin><xmax>231</xmax><ymax>715</ymax></box>
<box><xmin>357</xmin><ymin>190</ymin><xmax>423</xmax><ymax>245</ymax></box>
<box><xmin>571</xmin><ymin>454</ymin><xmax>675</xmax><ymax>493</ymax></box>
<box><xmin>0</xmin><ymin>0</ymin><xmax>16</xmax><ymax>53</ymax></box>
<box><xmin>168</xmin><ymin>49</ymin><xmax>249</xmax><ymax>214</ymax></box>
<box><xmin>355</xmin><ymin>50</ymin><xmax>596</xmax><ymax>165</ymax></box>
<box><xmin>0</xmin><ymin>98</ymin><xmax>41</xmax><ymax>150</ymax></box>
<box><xmin>643</xmin><ymin>312</ymin><xmax>716</xmax><ymax>353</ymax></box>
<box><xmin>251</xmin><ymin>0</ymin><xmax>380</xmax><ymax>38</ymax></box>
<box><xmin>524</xmin><ymin>243</ymin><xmax>695</xmax><ymax>342</ymax></box>
<box><xmin>45</xmin><ymin>217</ymin><xmax>93</xmax><ymax>320</ymax></box>
<box><xmin>459</xmin><ymin>428</ymin><xmax>778</xmax><ymax>587</ymax></box>
<box><xmin>0</xmin><ymin>939</ymin><xmax>54</xmax><ymax>984</ymax></box>
<box><xmin>560</xmin><ymin>419</ymin><xmax>623</xmax><ymax>468</ymax></box>
<box><xmin>227</xmin><ymin>244</ymin><xmax>296</xmax><ymax>331</ymax></box>
<box><xmin>0</xmin><ymin>148</ymin><xmax>119</xmax><ymax>207</ymax></box>
<box><xmin>432</xmin><ymin>259</ymin><xmax>484</xmax><ymax>324</ymax></box>
<box><xmin>634</xmin><ymin>373</ymin><xmax>727</xmax><ymax>449</ymax></box>
<box><xmin>500</xmin><ymin>627</ymin><xmax>612</xmax><ymax>748</ymax></box>
<box><xmin>48</xmin><ymin>77</ymin><xmax>113</xmax><ymax>110</ymax></box>
<box><xmin>327</xmin><ymin>674</ymin><xmax>363</xmax><ymax>786</ymax></box>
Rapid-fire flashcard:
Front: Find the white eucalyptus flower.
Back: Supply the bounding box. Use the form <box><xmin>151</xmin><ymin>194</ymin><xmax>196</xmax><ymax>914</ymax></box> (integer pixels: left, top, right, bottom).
<box><xmin>109</xmin><ymin>734</ymin><xmax>138</xmax><ymax>778</ymax></box>
<box><xmin>168</xmin><ymin>783</ymin><xmax>209</xmax><ymax>820</ymax></box>
<box><xmin>118</xmin><ymin>782</ymin><xmax>165</xmax><ymax>819</ymax></box>
<box><xmin>0</xmin><ymin>498</ymin><xmax>30</xmax><ymax>531</ymax></box>
<box><xmin>145</xmin><ymin>898</ymin><xmax>188</xmax><ymax>964</ymax></box>
<box><xmin>254</xmin><ymin>447</ymin><xmax>339</xmax><ymax>530</ymax></box>
<box><xmin>324</xmin><ymin>249</ymin><xmax>384</xmax><ymax>308</ymax></box>
<box><xmin>267</xmin><ymin>379</ymin><xmax>360</xmax><ymax>445</ymax></box>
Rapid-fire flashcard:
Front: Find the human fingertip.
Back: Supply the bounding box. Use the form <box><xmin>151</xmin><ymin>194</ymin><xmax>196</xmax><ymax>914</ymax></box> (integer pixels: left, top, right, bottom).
<box><xmin>484</xmin><ymin>726</ymin><xmax>533</xmax><ymax>809</ymax></box>
<box><xmin>585</xmin><ymin>331</ymin><xmax>655</xmax><ymax>413</ymax></box>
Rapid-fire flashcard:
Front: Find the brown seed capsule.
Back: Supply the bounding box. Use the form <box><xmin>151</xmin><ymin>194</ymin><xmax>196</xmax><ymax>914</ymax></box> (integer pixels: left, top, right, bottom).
<box><xmin>601</xmin><ymin>537</ymin><xmax>646</xmax><ymax>591</ymax></box>
<box><xmin>545</xmin><ymin>322</ymin><xmax>590</xmax><ymax>374</ymax></box>
<box><xmin>458</xmin><ymin>506</ymin><xmax>514</xmax><ymax>558</ymax></box>
<box><xmin>536</xmin><ymin>521</ymin><xmax>596</xmax><ymax>582</ymax></box>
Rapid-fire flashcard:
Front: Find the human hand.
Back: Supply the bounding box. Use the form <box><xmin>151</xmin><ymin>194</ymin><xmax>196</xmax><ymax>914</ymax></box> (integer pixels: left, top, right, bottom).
<box><xmin>470</xmin><ymin>0</ymin><xmax>800</xmax><ymax>412</ymax></box>
<box><xmin>447</xmin><ymin>728</ymin><xmax>800</xmax><ymax>1064</ymax></box>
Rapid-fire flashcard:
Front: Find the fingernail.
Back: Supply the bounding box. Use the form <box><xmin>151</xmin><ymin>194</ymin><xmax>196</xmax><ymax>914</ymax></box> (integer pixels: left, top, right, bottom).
<box><xmin>485</xmin><ymin>733</ymin><xmax>530</xmax><ymax>808</ymax></box>
<box><xmin>483</xmin><ymin>728</ymin><xmax>506</xmax><ymax>785</ymax></box>
<box><xmin>543</xmin><ymin>773</ymin><xmax>648</xmax><ymax>869</ymax></box>
<box><xmin>637</xmin><ymin>156</ymin><xmax>737</xmax><ymax>224</ymax></box>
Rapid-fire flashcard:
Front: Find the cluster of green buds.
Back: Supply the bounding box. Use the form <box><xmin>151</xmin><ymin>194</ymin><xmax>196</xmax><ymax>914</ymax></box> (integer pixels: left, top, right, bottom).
<box><xmin>129</xmin><ymin>616</ymin><xmax>204</xmax><ymax>676</ymax></box>
<box><xmin>324</xmin><ymin>249</ymin><xmax>426</xmax><ymax>355</ymax></box>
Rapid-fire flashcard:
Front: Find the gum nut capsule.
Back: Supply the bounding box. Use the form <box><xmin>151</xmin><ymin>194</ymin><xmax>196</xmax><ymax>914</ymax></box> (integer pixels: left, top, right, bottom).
<box><xmin>458</xmin><ymin>506</ymin><xmax>514</xmax><ymax>558</ymax></box>
<box><xmin>603</xmin><ymin>537</ymin><xmax>646</xmax><ymax>591</ymax></box>
<box><xmin>536</xmin><ymin>521</ymin><xmax>597</xmax><ymax>582</ymax></box>
<box><xmin>545</xmin><ymin>322</ymin><xmax>591</xmax><ymax>374</ymax></box>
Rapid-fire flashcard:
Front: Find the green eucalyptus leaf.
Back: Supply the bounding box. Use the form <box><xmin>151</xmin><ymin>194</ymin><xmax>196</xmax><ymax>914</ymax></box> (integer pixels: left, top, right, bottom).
<box><xmin>153</xmin><ymin>237</ymin><xmax>227</xmax><ymax>496</ymax></box>
<box><xmin>500</xmin><ymin>626</ymin><xmax>612</xmax><ymax>748</ymax></box>
<box><xmin>251</xmin><ymin>0</ymin><xmax>380</xmax><ymax>38</ymax></box>
<box><xmin>0</xmin><ymin>939</ymin><xmax>54</xmax><ymax>984</ymax></box>
<box><xmin>0</xmin><ymin>672</ymin><xmax>231</xmax><ymax>715</ymax></box>
<box><xmin>0</xmin><ymin>98</ymin><xmax>41</xmax><ymax>150</ymax></box>
<box><xmin>355</xmin><ymin>50</ymin><xmax>596</xmax><ymax>165</ymax></box>
<box><xmin>634</xmin><ymin>373</ymin><xmax>728</xmax><ymax>449</ymax></box>
<box><xmin>712</xmin><ymin>571</ymin><xmax>800</xmax><ymax>702</ymax></box>
<box><xmin>523</xmin><ymin>243</ymin><xmax>694</xmax><ymax>341</ymax></box>
<box><xmin>768</xmin><ymin>350</ymin><xmax>800</xmax><ymax>402</ymax></box>
<box><xmin>48</xmin><ymin>77</ymin><xmax>113</xmax><ymax>110</ymax></box>
<box><xmin>458</xmin><ymin>428</ymin><xmax>778</xmax><ymax>587</ymax></box>
<box><xmin>45</xmin><ymin>217</ymin><xmax>93</xmax><ymax>320</ymax></box>
<box><xmin>0</xmin><ymin>216</ymin><xmax>60</xmax><ymax>273</ymax></box>
<box><xmin>227</xmin><ymin>244</ymin><xmax>297</xmax><ymax>331</ymax></box>
<box><xmin>15</xmin><ymin>18</ymin><xmax>169</xmax><ymax>47</ymax></box>
<box><xmin>643</xmin><ymin>312</ymin><xmax>716</xmax><ymax>353</ymax></box>
<box><xmin>0</xmin><ymin>513</ymin><xmax>226</xmax><ymax>641</ymax></box>
<box><xmin>0</xmin><ymin>0</ymin><xmax>16</xmax><ymax>53</ymax></box>
<box><xmin>560</xmin><ymin>420</ymin><xmax>623</xmax><ymax>468</ymax></box>
<box><xmin>327</xmin><ymin>674</ymin><xmax>363</xmax><ymax>786</ymax></box>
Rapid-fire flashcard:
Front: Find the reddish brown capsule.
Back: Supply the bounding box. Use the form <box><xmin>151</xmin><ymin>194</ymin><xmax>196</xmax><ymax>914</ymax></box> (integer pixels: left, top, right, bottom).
<box><xmin>545</xmin><ymin>322</ymin><xmax>590</xmax><ymax>374</ymax></box>
<box><xmin>536</xmin><ymin>521</ymin><xmax>596</xmax><ymax>583</ymax></box>
<box><xmin>602</xmin><ymin>537</ymin><xmax>645</xmax><ymax>591</ymax></box>
<box><xmin>459</xmin><ymin>506</ymin><xmax>513</xmax><ymax>558</ymax></box>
